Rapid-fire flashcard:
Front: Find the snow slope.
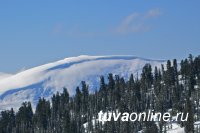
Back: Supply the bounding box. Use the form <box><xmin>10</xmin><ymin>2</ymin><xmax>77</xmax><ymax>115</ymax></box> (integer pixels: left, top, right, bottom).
<box><xmin>0</xmin><ymin>72</ymin><xmax>12</xmax><ymax>81</ymax></box>
<box><xmin>0</xmin><ymin>55</ymin><xmax>165</xmax><ymax>111</ymax></box>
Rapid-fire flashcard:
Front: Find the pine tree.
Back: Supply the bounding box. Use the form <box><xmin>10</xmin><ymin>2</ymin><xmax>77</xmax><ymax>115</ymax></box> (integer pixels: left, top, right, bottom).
<box><xmin>144</xmin><ymin>121</ymin><xmax>159</xmax><ymax>133</ymax></box>
<box><xmin>16</xmin><ymin>102</ymin><xmax>33</xmax><ymax>133</ymax></box>
<box><xmin>34</xmin><ymin>98</ymin><xmax>51</xmax><ymax>132</ymax></box>
<box><xmin>184</xmin><ymin>98</ymin><xmax>194</xmax><ymax>133</ymax></box>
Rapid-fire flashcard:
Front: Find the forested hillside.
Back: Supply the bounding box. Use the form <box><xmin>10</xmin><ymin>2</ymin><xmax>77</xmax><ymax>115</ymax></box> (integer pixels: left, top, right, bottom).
<box><xmin>0</xmin><ymin>54</ymin><xmax>200</xmax><ymax>133</ymax></box>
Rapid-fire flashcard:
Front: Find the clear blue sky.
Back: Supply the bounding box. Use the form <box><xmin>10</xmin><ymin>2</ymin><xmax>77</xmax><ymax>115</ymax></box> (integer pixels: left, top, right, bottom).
<box><xmin>0</xmin><ymin>0</ymin><xmax>199</xmax><ymax>73</ymax></box>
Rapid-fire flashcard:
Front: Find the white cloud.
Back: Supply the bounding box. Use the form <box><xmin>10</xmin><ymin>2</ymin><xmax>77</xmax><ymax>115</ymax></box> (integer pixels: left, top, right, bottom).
<box><xmin>17</xmin><ymin>67</ymin><xmax>27</xmax><ymax>73</ymax></box>
<box><xmin>51</xmin><ymin>24</ymin><xmax>101</xmax><ymax>38</ymax></box>
<box><xmin>52</xmin><ymin>23</ymin><xmax>64</xmax><ymax>35</ymax></box>
<box><xmin>0</xmin><ymin>72</ymin><xmax>12</xmax><ymax>81</ymax></box>
<box><xmin>144</xmin><ymin>8</ymin><xmax>162</xmax><ymax>19</ymax></box>
<box><xmin>114</xmin><ymin>8</ymin><xmax>162</xmax><ymax>35</ymax></box>
<box><xmin>51</xmin><ymin>8</ymin><xmax>162</xmax><ymax>37</ymax></box>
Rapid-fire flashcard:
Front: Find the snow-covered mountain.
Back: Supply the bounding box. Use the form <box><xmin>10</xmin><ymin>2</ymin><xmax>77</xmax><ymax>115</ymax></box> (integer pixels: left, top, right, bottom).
<box><xmin>0</xmin><ymin>55</ymin><xmax>166</xmax><ymax>111</ymax></box>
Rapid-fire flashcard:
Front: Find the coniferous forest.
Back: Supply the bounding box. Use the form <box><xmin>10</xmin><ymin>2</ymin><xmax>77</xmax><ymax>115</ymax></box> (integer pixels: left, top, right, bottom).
<box><xmin>1</xmin><ymin>54</ymin><xmax>200</xmax><ymax>133</ymax></box>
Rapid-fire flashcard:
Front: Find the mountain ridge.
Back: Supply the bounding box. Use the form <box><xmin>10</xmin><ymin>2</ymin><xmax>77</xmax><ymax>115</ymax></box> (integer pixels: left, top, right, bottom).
<box><xmin>0</xmin><ymin>55</ymin><xmax>166</xmax><ymax>111</ymax></box>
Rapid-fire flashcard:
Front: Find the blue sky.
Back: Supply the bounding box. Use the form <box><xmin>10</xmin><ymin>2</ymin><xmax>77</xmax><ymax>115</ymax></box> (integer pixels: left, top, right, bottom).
<box><xmin>0</xmin><ymin>0</ymin><xmax>199</xmax><ymax>73</ymax></box>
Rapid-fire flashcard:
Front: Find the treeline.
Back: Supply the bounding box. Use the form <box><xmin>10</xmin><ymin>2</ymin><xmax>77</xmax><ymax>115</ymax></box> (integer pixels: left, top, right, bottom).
<box><xmin>0</xmin><ymin>54</ymin><xmax>200</xmax><ymax>133</ymax></box>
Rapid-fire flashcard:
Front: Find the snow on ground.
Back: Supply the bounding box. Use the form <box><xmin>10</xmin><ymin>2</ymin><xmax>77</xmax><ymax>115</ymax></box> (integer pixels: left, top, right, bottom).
<box><xmin>166</xmin><ymin>123</ymin><xmax>184</xmax><ymax>133</ymax></box>
<box><xmin>0</xmin><ymin>55</ymin><xmax>166</xmax><ymax>111</ymax></box>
